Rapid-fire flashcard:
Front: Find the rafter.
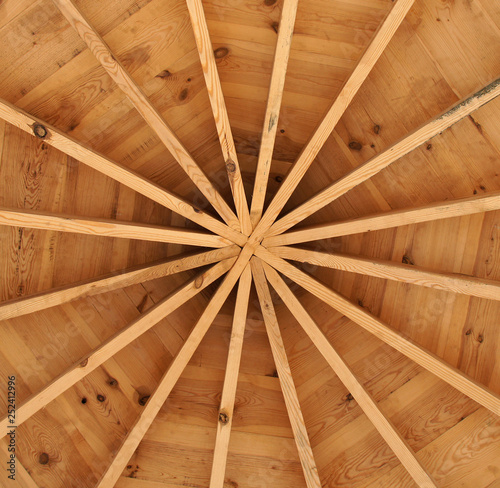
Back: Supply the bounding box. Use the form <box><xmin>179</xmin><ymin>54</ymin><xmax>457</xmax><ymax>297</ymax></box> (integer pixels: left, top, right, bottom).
<box><xmin>262</xmin><ymin>190</ymin><xmax>500</xmax><ymax>247</ymax></box>
<box><xmin>0</xmin><ymin>98</ymin><xmax>246</xmax><ymax>246</ymax></box>
<box><xmin>210</xmin><ymin>265</ymin><xmax>252</xmax><ymax>488</ymax></box>
<box><xmin>0</xmin><ymin>257</ymin><xmax>237</xmax><ymax>436</ymax></box>
<box><xmin>0</xmin><ymin>246</ymin><xmax>240</xmax><ymax>321</ymax></box>
<box><xmin>0</xmin><ymin>207</ymin><xmax>232</xmax><ymax>247</ymax></box>
<box><xmin>251</xmin><ymin>257</ymin><xmax>322</xmax><ymax>488</ymax></box>
<box><xmin>266</xmin><ymin>78</ymin><xmax>500</xmax><ymax>237</ymax></box>
<box><xmin>269</xmin><ymin>246</ymin><xmax>500</xmax><ymax>301</ymax></box>
<box><xmin>186</xmin><ymin>0</ymin><xmax>252</xmax><ymax>236</ymax></box>
<box><xmin>255</xmin><ymin>247</ymin><xmax>500</xmax><ymax>417</ymax></box>
<box><xmin>52</xmin><ymin>0</ymin><xmax>240</xmax><ymax>231</ymax></box>
<box><xmin>263</xmin><ymin>262</ymin><xmax>438</xmax><ymax>487</ymax></box>
<box><xmin>97</xmin><ymin>247</ymin><xmax>255</xmax><ymax>488</ymax></box>
<box><xmin>249</xmin><ymin>0</ymin><xmax>299</xmax><ymax>227</ymax></box>
<box><xmin>250</xmin><ymin>0</ymin><xmax>415</xmax><ymax>241</ymax></box>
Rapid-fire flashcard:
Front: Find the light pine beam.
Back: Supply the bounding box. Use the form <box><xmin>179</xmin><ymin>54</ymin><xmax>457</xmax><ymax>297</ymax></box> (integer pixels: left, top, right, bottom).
<box><xmin>52</xmin><ymin>0</ymin><xmax>241</xmax><ymax>231</ymax></box>
<box><xmin>263</xmin><ymin>262</ymin><xmax>438</xmax><ymax>488</ymax></box>
<box><xmin>186</xmin><ymin>0</ymin><xmax>252</xmax><ymax>235</ymax></box>
<box><xmin>255</xmin><ymin>246</ymin><xmax>500</xmax><ymax>417</ymax></box>
<box><xmin>267</xmin><ymin>78</ymin><xmax>500</xmax><ymax>237</ymax></box>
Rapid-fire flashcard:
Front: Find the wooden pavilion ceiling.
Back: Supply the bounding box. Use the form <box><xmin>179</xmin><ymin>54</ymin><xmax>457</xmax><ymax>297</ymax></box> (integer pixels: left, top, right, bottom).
<box><xmin>0</xmin><ymin>0</ymin><xmax>499</xmax><ymax>487</ymax></box>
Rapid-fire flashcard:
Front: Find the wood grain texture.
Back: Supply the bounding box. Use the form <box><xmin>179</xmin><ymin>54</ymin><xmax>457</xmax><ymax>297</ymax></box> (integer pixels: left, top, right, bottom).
<box><xmin>186</xmin><ymin>0</ymin><xmax>252</xmax><ymax>235</ymax></box>
<box><xmin>51</xmin><ymin>0</ymin><xmax>241</xmax><ymax>231</ymax></box>
<box><xmin>210</xmin><ymin>265</ymin><xmax>252</xmax><ymax>488</ymax></box>
<box><xmin>267</xmin><ymin>78</ymin><xmax>500</xmax><ymax>237</ymax></box>
<box><xmin>251</xmin><ymin>257</ymin><xmax>322</xmax><ymax>488</ymax></box>
<box><xmin>0</xmin><ymin>257</ymin><xmax>236</xmax><ymax>436</ymax></box>
<box><xmin>249</xmin><ymin>0</ymin><xmax>299</xmax><ymax>227</ymax></box>
<box><xmin>255</xmin><ymin>246</ymin><xmax>500</xmax><ymax>417</ymax></box>
<box><xmin>0</xmin><ymin>207</ymin><xmax>232</xmax><ymax>247</ymax></box>
<box><xmin>269</xmin><ymin>246</ymin><xmax>500</xmax><ymax>301</ymax></box>
<box><xmin>262</xmin><ymin>191</ymin><xmax>500</xmax><ymax>247</ymax></box>
<box><xmin>263</xmin><ymin>262</ymin><xmax>438</xmax><ymax>488</ymax></box>
<box><xmin>0</xmin><ymin>97</ymin><xmax>246</xmax><ymax>245</ymax></box>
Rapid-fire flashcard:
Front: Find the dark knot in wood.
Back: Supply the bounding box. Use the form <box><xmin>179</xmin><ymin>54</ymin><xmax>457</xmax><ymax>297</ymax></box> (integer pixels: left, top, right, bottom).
<box><xmin>348</xmin><ymin>141</ymin><xmax>362</xmax><ymax>151</ymax></box>
<box><xmin>226</xmin><ymin>160</ymin><xmax>236</xmax><ymax>174</ymax></box>
<box><xmin>214</xmin><ymin>47</ymin><xmax>229</xmax><ymax>59</ymax></box>
<box><xmin>32</xmin><ymin>123</ymin><xmax>48</xmax><ymax>139</ymax></box>
<box><xmin>38</xmin><ymin>452</ymin><xmax>49</xmax><ymax>465</ymax></box>
<box><xmin>139</xmin><ymin>395</ymin><xmax>150</xmax><ymax>406</ymax></box>
<box><xmin>219</xmin><ymin>411</ymin><xmax>229</xmax><ymax>424</ymax></box>
<box><xmin>195</xmin><ymin>275</ymin><xmax>204</xmax><ymax>289</ymax></box>
<box><xmin>97</xmin><ymin>394</ymin><xmax>106</xmax><ymax>402</ymax></box>
<box><xmin>80</xmin><ymin>358</ymin><xmax>89</xmax><ymax>368</ymax></box>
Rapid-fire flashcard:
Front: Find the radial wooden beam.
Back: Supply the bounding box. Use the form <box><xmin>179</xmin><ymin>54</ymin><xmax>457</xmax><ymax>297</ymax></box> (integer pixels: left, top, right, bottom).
<box><xmin>52</xmin><ymin>0</ymin><xmax>241</xmax><ymax>231</ymax></box>
<box><xmin>0</xmin><ymin>207</ymin><xmax>232</xmax><ymax>248</ymax></box>
<box><xmin>186</xmin><ymin>0</ymin><xmax>252</xmax><ymax>236</ymax></box>
<box><xmin>251</xmin><ymin>257</ymin><xmax>322</xmax><ymax>488</ymax></box>
<box><xmin>250</xmin><ymin>0</ymin><xmax>415</xmax><ymax>241</ymax></box>
<box><xmin>0</xmin><ymin>246</ymin><xmax>240</xmax><ymax>321</ymax></box>
<box><xmin>263</xmin><ymin>262</ymin><xmax>438</xmax><ymax>488</ymax></box>
<box><xmin>0</xmin><ymin>257</ymin><xmax>237</xmax><ymax>436</ymax></box>
<box><xmin>0</xmin><ymin>98</ymin><xmax>246</xmax><ymax>246</ymax></box>
<box><xmin>97</xmin><ymin>248</ymin><xmax>255</xmax><ymax>488</ymax></box>
<box><xmin>262</xmin><ymin>191</ymin><xmax>500</xmax><ymax>247</ymax></box>
<box><xmin>267</xmin><ymin>78</ymin><xmax>500</xmax><ymax>237</ymax></box>
<box><xmin>255</xmin><ymin>247</ymin><xmax>500</xmax><ymax>416</ymax></box>
<box><xmin>270</xmin><ymin>246</ymin><xmax>500</xmax><ymax>301</ymax></box>
<box><xmin>249</xmin><ymin>0</ymin><xmax>299</xmax><ymax>227</ymax></box>
<box><xmin>210</xmin><ymin>265</ymin><xmax>252</xmax><ymax>488</ymax></box>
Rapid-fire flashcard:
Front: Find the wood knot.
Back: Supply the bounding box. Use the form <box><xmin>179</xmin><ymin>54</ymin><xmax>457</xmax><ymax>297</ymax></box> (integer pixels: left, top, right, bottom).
<box><xmin>275</xmin><ymin>175</ymin><xmax>283</xmax><ymax>183</ymax></box>
<box><xmin>426</xmin><ymin>143</ymin><xmax>432</xmax><ymax>150</ymax></box>
<box><xmin>97</xmin><ymin>394</ymin><xmax>106</xmax><ymax>402</ymax></box>
<box><xmin>271</xmin><ymin>21</ymin><xmax>279</xmax><ymax>33</ymax></box>
<box><xmin>373</xmin><ymin>124</ymin><xmax>381</xmax><ymax>134</ymax></box>
<box><xmin>214</xmin><ymin>47</ymin><xmax>229</xmax><ymax>59</ymax></box>
<box><xmin>478</xmin><ymin>334</ymin><xmax>484</xmax><ymax>343</ymax></box>
<box><xmin>195</xmin><ymin>275</ymin><xmax>204</xmax><ymax>289</ymax></box>
<box><xmin>32</xmin><ymin>123</ymin><xmax>48</xmax><ymax>139</ymax></box>
<box><xmin>348</xmin><ymin>141</ymin><xmax>362</xmax><ymax>151</ymax></box>
<box><xmin>465</xmin><ymin>329</ymin><xmax>472</xmax><ymax>336</ymax></box>
<box><xmin>156</xmin><ymin>69</ymin><xmax>172</xmax><ymax>79</ymax></box>
<box><xmin>109</xmin><ymin>378</ymin><xmax>118</xmax><ymax>387</ymax></box>
<box><xmin>264</xmin><ymin>0</ymin><xmax>277</xmax><ymax>5</ymax></box>
<box><xmin>38</xmin><ymin>453</ymin><xmax>49</xmax><ymax>465</ymax></box>
<box><xmin>80</xmin><ymin>358</ymin><xmax>89</xmax><ymax>368</ymax></box>
<box><xmin>346</xmin><ymin>393</ymin><xmax>354</xmax><ymax>402</ymax></box>
<box><xmin>226</xmin><ymin>160</ymin><xmax>236</xmax><ymax>173</ymax></box>
<box><xmin>139</xmin><ymin>395</ymin><xmax>150</xmax><ymax>406</ymax></box>
<box><xmin>402</xmin><ymin>255</ymin><xmax>414</xmax><ymax>265</ymax></box>
<box><xmin>192</xmin><ymin>206</ymin><xmax>202</xmax><ymax>214</ymax></box>
<box><xmin>178</xmin><ymin>88</ymin><xmax>188</xmax><ymax>101</ymax></box>
<box><xmin>219</xmin><ymin>411</ymin><xmax>229</xmax><ymax>424</ymax></box>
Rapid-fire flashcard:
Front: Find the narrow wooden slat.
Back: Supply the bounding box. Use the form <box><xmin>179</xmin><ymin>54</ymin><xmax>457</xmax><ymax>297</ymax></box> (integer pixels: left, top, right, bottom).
<box><xmin>186</xmin><ymin>0</ymin><xmax>252</xmax><ymax>236</ymax></box>
<box><xmin>210</xmin><ymin>265</ymin><xmax>252</xmax><ymax>488</ymax></box>
<box><xmin>249</xmin><ymin>0</ymin><xmax>299</xmax><ymax>227</ymax></box>
<box><xmin>255</xmin><ymin>246</ymin><xmax>500</xmax><ymax>416</ymax></box>
<box><xmin>0</xmin><ymin>257</ymin><xmax>237</xmax><ymax>436</ymax></box>
<box><xmin>97</xmin><ymin>248</ymin><xmax>255</xmax><ymax>488</ymax></box>
<box><xmin>0</xmin><ymin>246</ymin><xmax>240</xmax><ymax>321</ymax></box>
<box><xmin>52</xmin><ymin>0</ymin><xmax>241</xmax><ymax>231</ymax></box>
<box><xmin>251</xmin><ymin>257</ymin><xmax>322</xmax><ymax>488</ymax></box>
<box><xmin>0</xmin><ymin>207</ymin><xmax>232</xmax><ymax>248</ymax></box>
<box><xmin>270</xmin><ymin>246</ymin><xmax>500</xmax><ymax>301</ymax></box>
<box><xmin>262</xmin><ymin>191</ymin><xmax>500</xmax><ymax>247</ymax></box>
<box><xmin>250</xmin><ymin>0</ymin><xmax>415</xmax><ymax>241</ymax></box>
<box><xmin>263</xmin><ymin>263</ymin><xmax>438</xmax><ymax>488</ymax></box>
<box><xmin>0</xmin><ymin>98</ymin><xmax>246</xmax><ymax>245</ymax></box>
<box><xmin>267</xmin><ymin>78</ymin><xmax>500</xmax><ymax>237</ymax></box>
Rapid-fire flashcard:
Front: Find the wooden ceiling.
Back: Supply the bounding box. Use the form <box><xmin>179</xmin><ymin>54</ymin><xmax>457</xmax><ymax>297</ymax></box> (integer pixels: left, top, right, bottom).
<box><xmin>0</xmin><ymin>0</ymin><xmax>499</xmax><ymax>487</ymax></box>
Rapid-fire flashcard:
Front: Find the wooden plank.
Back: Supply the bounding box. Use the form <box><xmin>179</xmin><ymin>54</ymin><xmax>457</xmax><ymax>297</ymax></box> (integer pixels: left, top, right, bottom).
<box><xmin>251</xmin><ymin>257</ymin><xmax>322</xmax><ymax>488</ymax></box>
<box><xmin>210</xmin><ymin>265</ymin><xmax>252</xmax><ymax>488</ymax></box>
<box><xmin>262</xmin><ymin>191</ymin><xmax>500</xmax><ymax>247</ymax></box>
<box><xmin>267</xmin><ymin>78</ymin><xmax>500</xmax><ymax>237</ymax></box>
<box><xmin>0</xmin><ymin>207</ymin><xmax>232</xmax><ymax>248</ymax></box>
<box><xmin>269</xmin><ymin>246</ymin><xmax>500</xmax><ymax>301</ymax></box>
<box><xmin>186</xmin><ymin>0</ymin><xmax>252</xmax><ymax>236</ymax></box>
<box><xmin>250</xmin><ymin>0</ymin><xmax>415</xmax><ymax>241</ymax></box>
<box><xmin>0</xmin><ymin>439</ymin><xmax>40</xmax><ymax>488</ymax></box>
<box><xmin>0</xmin><ymin>257</ymin><xmax>237</xmax><ymax>436</ymax></box>
<box><xmin>255</xmin><ymin>246</ymin><xmax>500</xmax><ymax>417</ymax></box>
<box><xmin>249</xmin><ymin>0</ymin><xmax>299</xmax><ymax>227</ymax></box>
<box><xmin>0</xmin><ymin>246</ymin><xmax>240</xmax><ymax>321</ymax></box>
<box><xmin>52</xmin><ymin>0</ymin><xmax>241</xmax><ymax>231</ymax></box>
<box><xmin>97</xmin><ymin>246</ymin><xmax>256</xmax><ymax>488</ymax></box>
<box><xmin>0</xmin><ymin>98</ymin><xmax>246</xmax><ymax>246</ymax></box>
<box><xmin>262</xmin><ymin>262</ymin><xmax>438</xmax><ymax>488</ymax></box>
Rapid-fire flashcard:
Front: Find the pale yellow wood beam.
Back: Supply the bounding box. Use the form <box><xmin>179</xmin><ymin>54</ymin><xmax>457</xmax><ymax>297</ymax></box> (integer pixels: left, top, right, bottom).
<box><xmin>0</xmin><ymin>246</ymin><xmax>240</xmax><ymax>321</ymax></box>
<box><xmin>0</xmin><ymin>207</ymin><xmax>232</xmax><ymax>248</ymax></box>
<box><xmin>209</xmin><ymin>265</ymin><xmax>252</xmax><ymax>488</ymax></box>
<box><xmin>267</xmin><ymin>78</ymin><xmax>500</xmax><ymax>237</ymax></box>
<box><xmin>0</xmin><ymin>98</ymin><xmax>246</xmax><ymax>246</ymax></box>
<box><xmin>52</xmin><ymin>0</ymin><xmax>241</xmax><ymax>231</ymax></box>
<box><xmin>250</xmin><ymin>0</ymin><xmax>415</xmax><ymax>241</ymax></box>
<box><xmin>249</xmin><ymin>0</ymin><xmax>299</xmax><ymax>227</ymax></box>
<box><xmin>251</xmin><ymin>257</ymin><xmax>322</xmax><ymax>488</ymax></box>
<box><xmin>263</xmin><ymin>262</ymin><xmax>438</xmax><ymax>488</ymax></box>
<box><xmin>186</xmin><ymin>0</ymin><xmax>252</xmax><ymax>235</ymax></box>
<box><xmin>0</xmin><ymin>257</ymin><xmax>237</xmax><ymax>436</ymax></box>
<box><xmin>255</xmin><ymin>246</ymin><xmax>500</xmax><ymax>417</ymax></box>
<box><xmin>269</xmin><ymin>246</ymin><xmax>500</xmax><ymax>301</ymax></box>
<box><xmin>262</xmin><ymin>191</ymin><xmax>500</xmax><ymax>247</ymax></box>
